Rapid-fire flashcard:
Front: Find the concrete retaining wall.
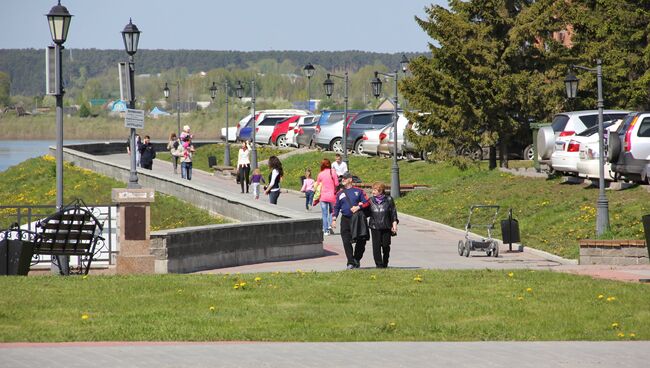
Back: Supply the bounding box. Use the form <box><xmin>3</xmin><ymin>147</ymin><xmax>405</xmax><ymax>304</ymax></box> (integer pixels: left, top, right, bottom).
<box><xmin>579</xmin><ymin>239</ymin><xmax>649</xmax><ymax>265</ymax></box>
<box><xmin>57</xmin><ymin>146</ymin><xmax>324</xmax><ymax>273</ymax></box>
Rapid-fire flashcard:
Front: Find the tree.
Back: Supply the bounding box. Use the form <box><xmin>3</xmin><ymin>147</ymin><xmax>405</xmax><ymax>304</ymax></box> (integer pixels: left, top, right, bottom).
<box><xmin>0</xmin><ymin>71</ymin><xmax>10</xmax><ymax>107</ymax></box>
<box><xmin>402</xmin><ymin>0</ymin><xmax>545</xmax><ymax>168</ymax></box>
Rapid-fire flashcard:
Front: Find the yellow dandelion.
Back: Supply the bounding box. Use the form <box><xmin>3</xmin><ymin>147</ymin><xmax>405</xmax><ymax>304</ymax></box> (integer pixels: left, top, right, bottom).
<box><xmin>526</xmin><ymin>288</ymin><xmax>532</xmax><ymax>293</ymax></box>
<box><xmin>82</xmin><ymin>275</ymin><xmax>88</xmax><ymax>280</ymax></box>
<box><xmin>508</xmin><ymin>272</ymin><xmax>514</xmax><ymax>278</ymax></box>
<box><xmin>370</xmin><ymin>275</ymin><xmax>377</xmax><ymax>280</ymax></box>
<box><xmin>597</xmin><ymin>294</ymin><xmax>604</xmax><ymax>299</ymax></box>
<box><xmin>81</xmin><ymin>314</ymin><xmax>89</xmax><ymax>320</ymax></box>
<box><xmin>606</xmin><ymin>296</ymin><xmax>616</xmax><ymax>302</ymax></box>
<box><xmin>413</xmin><ymin>276</ymin><xmax>423</xmax><ymax>282</ymax></box>
<box><xmin>630</xmin><ymin>333</ymin><xmax>636</xmax><ymax>338</ymax></box>
<box><xmin>389</xmin><ymin>322</ymin><xmax>396</xmax><ymax>327</ymax></box>
<box><xmin>209</xmin><ymin>306</ymin><xmax>216</xmax><ymax>312</ymax></box>
<box><xmin>517</xmin><ymin>296</ymin><xmax>524</xmax><ymax>301</ymax></box>
<box><xmin>233</xmin><ymin>284</ymin><xmax>240</xmax><ymax>289</ymax></box>
<box><xmin>254</xmin><ymin>277</ymin><xmax>262</xmax><ymax>282</ymax></box>
<box><xmin>240</xmin><ymin>282</ymin><xmax>247</xmax><ymax>287</ymax></box>
<box><xmin>617</xmin><ymin>332</ymin><xmax>625</xmax><ymax>338</ymax></box>
<box><xmin>611</xmin><ymin>322</ymin><xmax>619</xmax><ymax>329</ymax></box>
<box><xmin>177</xmin><ymin>289</ymin><xmax>183</xmax><ymax>294</ymax></box>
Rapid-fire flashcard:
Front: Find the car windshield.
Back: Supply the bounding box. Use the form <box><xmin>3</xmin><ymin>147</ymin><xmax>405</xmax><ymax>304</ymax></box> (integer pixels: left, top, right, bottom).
<box><xmin>576</xmin><ymin>121</ymin><xmax>616</xmax><ymax>136</ymax></box>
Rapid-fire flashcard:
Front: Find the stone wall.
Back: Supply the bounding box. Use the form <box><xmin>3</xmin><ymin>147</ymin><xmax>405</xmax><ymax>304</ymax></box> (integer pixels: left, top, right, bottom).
<box><xmin>579</xmin><ymin>240</ymin><xmax>649</xmax><ymax>265</ymax></box>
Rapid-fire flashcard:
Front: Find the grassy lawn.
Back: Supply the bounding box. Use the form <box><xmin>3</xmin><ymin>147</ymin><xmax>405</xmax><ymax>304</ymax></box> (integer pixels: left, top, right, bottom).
<box><xmin>0</xmin><ymin>270</ymin><xmax>648</xmax><ymax>342</ymax></box>
<box><xmin>259</xmin><ymin>150</ymin><xmax>648</xmax><ymax>259</ymax></box>
<box><xmin>0</xmin><ymin>156</ymin><xmax>229</xmax><ymax>230</ymax></box>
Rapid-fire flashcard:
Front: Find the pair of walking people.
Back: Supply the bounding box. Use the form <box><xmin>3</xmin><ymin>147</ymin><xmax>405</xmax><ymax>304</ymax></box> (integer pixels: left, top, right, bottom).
<box><xmin>331</xmin><ymin>173</ymin><xmax>398</xmax><ymax>269</ymax></box>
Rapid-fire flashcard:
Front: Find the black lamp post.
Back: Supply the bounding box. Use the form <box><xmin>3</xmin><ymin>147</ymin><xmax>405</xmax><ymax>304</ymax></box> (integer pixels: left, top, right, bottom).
<box><xmin>163</xmin><ymin>81</ymin><xmax>181</xmax><ymax>138</ymax></box>
<box><xmin>564</xmin><ymin>60</ymin><xmax>609</xmax><ymax>236</ymax></box>
<box><xmin>121</xmin><ymin>18</ymin><xmax>141</xmax><ymax>189</ymax></box>
<box><xmin>303</xmin><ymin>63</ymin><xmax>315</xmax><ymax>111</ymax></box>
<box><xmin>235</xmin><ymin>80</ymin><xmax>257</xmax><ymax>169</ymax></box>
<box><xmin>371</xmin><ymin>54</ymin><xmax>409</xmax><ymax>199</ymax></box>
<box><xmin>323</xmin><ymin>72</ymin><xmax>349</xmax><ymax>166</ymax></box>
<box><xmin>46</xmin><ymin>0</ymin><xmax>72</xmax><ymax>275</ymax></box>
<box><xmin>209</xmin><ymin>81</ymin><xmax>232</xmax><ymax>166</ymax></box>
<box><xmin>46</xmin><ymin>0</ymin><xmax>72</xmax><ymax>211</ymax></box>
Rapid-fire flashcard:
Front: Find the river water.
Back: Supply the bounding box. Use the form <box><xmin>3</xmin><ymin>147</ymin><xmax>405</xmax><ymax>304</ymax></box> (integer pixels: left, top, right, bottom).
<box><xmin>0</xmin><ymin>140</ymin><xmax>90</xmax><ymax>172</ymax></box>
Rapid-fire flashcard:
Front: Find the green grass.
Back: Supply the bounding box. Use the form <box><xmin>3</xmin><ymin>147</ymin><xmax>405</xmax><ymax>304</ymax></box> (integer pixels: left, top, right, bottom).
<box><xmin>0</xmin><ymin>156</ymin><xmax>229</xmax><ymax>230</ymax></box>
<box><xmin>0</xmin><ymin>270</ymin><xmax>648</xmax><ymax>342</ymax></box>
<box><xmin>261</xmin><ymin>151</ymin><xmax>649</xmax><ymax>259</ymax></box>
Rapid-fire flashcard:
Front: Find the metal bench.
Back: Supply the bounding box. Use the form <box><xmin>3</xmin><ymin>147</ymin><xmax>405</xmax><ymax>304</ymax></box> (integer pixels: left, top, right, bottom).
<box><xmin>3</xmin><ymin>199</ymin><xmax>106</xmax><ymax>275</ymax></box>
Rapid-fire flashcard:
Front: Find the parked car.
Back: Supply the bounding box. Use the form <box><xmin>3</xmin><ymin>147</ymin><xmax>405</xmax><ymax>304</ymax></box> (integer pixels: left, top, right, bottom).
<box><xmin>576</xmin><ymin>120</ymin><xmax>623</xmax><ymax>181</ymax></box>
<box><xmin>360</xmin><ymin>126</ymin><xmax>387</xmax><ymax>156</ymax></box>
<box><xmin>312</xmin><ymin>110</ymin><xmax>363</xmax><ymax>152</ymax></box>
<box><xmin>345</xmin><ymin>111</ymin><xmax>396</xmax><ymax>154</ymax></box>
<box><xmin>237</xmin><ymin>109</ymin><xmax>309</xmax><ymax>143</ymax></box>
<box><xmin>537</xmin><ymin>110</ymin><xmax>630</xmax><ymax>161</ymax></box>
<box><xmin>270</xmin><ymin>115</ymin><xmax>301</xmax><ymax>147</ymax></box>
<box><xmin>377</xmin><ymin>115</ymin><xmax>411</xmax><ymax>157</ymax></box>
<box><xmin>552</xmin><ymin>119</ymin><xmax>620</xmax><ymax>176</ymax></box>
<box><xmin>284</xmin><ymin>115</ymin><xmax>314</xmax><ymax>148</ymax></box>
<box><xmin>295</xmin><ymin>114</ymin><xmax>320</xmax><ymax>148</ymax></box>
<box><xmin>608</xmin><ymin>112</ymin><xmax>650</xmax><ymax>183</ymax></box>
<box><xmin>221</xmin><ymin>114</ymin><xmax>252</xmax><ymax>142</ymax></box>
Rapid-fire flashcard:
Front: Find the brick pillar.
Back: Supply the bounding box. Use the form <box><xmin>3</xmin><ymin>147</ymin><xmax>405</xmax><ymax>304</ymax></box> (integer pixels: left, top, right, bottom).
<box><xmin>112</xmin><ymin>188</ymin><xmax>156</xmax><ymax>274</ymax></box>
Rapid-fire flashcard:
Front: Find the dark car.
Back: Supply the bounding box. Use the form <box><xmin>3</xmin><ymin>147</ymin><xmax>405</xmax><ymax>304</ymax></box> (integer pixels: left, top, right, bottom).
<box><xmin>345</xmin><ymin>111</ymin><xmax>396</xmax><ymax>154</ymax></box>
<box><xmin>295</xmin><ymin>115</ymin><xmax>320</xmax><ymax>148</ymax></box>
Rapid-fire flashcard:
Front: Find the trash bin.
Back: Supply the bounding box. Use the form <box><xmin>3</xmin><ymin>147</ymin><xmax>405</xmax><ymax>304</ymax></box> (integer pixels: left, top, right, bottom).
<box><xmin>641</xmin><ymin>215</ymin><xmax>650</xmax><ymax>259</ymax></box>
<box><xmin>0</xmin><ymin>230</ymin><xmax>33</xmax><ymax>276</ymax></box>
<box><xmin>500</xmin><ymin>209</ymin><xmax>521</xmax><ymax>252</ymax></box>
<box><xmin>208</xmin><ymin>155</ymin><xmax>217</xmax><ymax>168</ymax></box>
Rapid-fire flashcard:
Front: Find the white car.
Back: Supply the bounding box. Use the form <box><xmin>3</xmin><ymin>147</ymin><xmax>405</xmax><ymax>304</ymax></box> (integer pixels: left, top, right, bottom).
<box><xmin>552</xmin><ymin>120</ymin><xmax>620</xmax><ymax>176</ymax></box>
<box><xmin>221</xmin><ymin>114</ymin><xmax>252</xmax><ymax>142</ymax></box>
<box><xmin>359</xmin><ymin>127</ymin><xmax>385</xmax><ymax>156</ymax></box>
<box><xmin>377</xmin><ymin>116</ymin><xmax>410</xmax><ymax>157</ymax></box>
<box><xmin>286</xmin><ymin>115</ymin><xmax>315</xmax><ymax>147</ymax></box>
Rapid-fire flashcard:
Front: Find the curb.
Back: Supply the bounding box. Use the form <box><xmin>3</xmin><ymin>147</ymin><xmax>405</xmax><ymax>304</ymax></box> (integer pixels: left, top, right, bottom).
<box><xmin>399</xmin><ymin>213</ymin><xmax>578</xmax><ymax>265</ymax></box>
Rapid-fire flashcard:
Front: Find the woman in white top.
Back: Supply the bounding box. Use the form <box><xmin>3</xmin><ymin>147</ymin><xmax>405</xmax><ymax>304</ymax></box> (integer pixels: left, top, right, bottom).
<box><xmin>237</xmin><ymin>141</ymin><xmax>251</xmax><ymax>193</ymax></box>
<box><xmin>264</xmin><ymin>155</ymin><xmax>283</xmax><ymax>205</ymax></box>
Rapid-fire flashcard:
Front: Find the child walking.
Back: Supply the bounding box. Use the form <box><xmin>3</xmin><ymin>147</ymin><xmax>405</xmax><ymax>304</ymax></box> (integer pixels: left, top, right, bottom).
<box><xmin>250</xmin><ymin>168</ymin><xmax>265</xmax><ymax>200</ymax></box>
<box><xmin>300</xmin><ymin>169</ymin><xmax>315</xmax><ymax>210</ymax></box>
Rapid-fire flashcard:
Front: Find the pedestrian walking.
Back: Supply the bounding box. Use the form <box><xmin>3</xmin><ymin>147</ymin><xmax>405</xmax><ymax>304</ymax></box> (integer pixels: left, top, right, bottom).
<box><xmin>237</xmin><ymin>141</ymin><xmax>251</xmax><ymax>193</ymax></box>
<box><xmin>167</xmin><ymin>132</ymin><xmax>180</xmax><ymax>174</ymax></box>
<box><xmin>331</xmin><ymin>172</ymin><xmax>370</xmax><ymax>269</ymax></box>
<box><xmin>179</xmin><ymin>135</ymin><xmax>195</xmax><ymax>180</ymax></box>
<box><xmin>250</xmin><ymin>167</ymin><xmax>265</xmax><ymax>200</ymax></box>
<box><xmin>314</xmin><ymin>158</ymin><xmax>339</xmax><ymax>235</ymax></box>
<box><xmin>138</xmin><ymin>135</ymin><xmax>156</xmax><ymax>170</ymax></box>
<box><xmin>367</xmin><ymin>182</ymin><xmax>399</xmax><ymax>268</ymax></box>
<box><xmin>264</xmin><ymin>155</ymin><xmax>283</xmax><ymax>205</ymax></box>
<box><xmin>300</xmin><ymin>168</ymin><xmax>315</xmax><ymax>211</ymax></box>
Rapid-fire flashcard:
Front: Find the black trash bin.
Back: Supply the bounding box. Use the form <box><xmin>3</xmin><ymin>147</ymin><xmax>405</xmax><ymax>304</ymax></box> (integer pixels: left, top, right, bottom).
<box><xmin>208</xmin><ymin>155</ymin><xmax>217</xmax><ymax>168</ymax></box>
<box><xmin>500</xmin><ymin>209</ymin><xmax>521</xmax><ymax>252</ymax></box>
<box><xmin>0</xmin><ymin>230</ymin><xmax>33</xmax><ymax>276</ymax></box>
<box><xmin>641</xmin><ymin>215</ymin><xmax>650</xmax><ymax>259</ymax></box>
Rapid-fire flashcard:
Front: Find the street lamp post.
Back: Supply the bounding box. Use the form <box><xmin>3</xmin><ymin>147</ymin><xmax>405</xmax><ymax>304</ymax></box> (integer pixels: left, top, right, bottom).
<box><xmin>210</xmin><ymin>81</ymin><xmax>232</xmax><ymax>166</ymax></box>
<box><xmin>564</xmin><ymin>59</ymin><xmax>609</xmax><ymax>236</ymax></box>
<box><xmin>46</xmin><ymin>0</ymin><xmax>72</xmax><ymax>275</ymax></box>
<box><xmin>235</xmin><ymin>80</ymin><xmax>257</xmax><ymax>170</ymax></box>
<box><xmin>163</xmin><ymin>81</ymin><xmax>181</xmax><ymax>138</ymax></box>
<box><xmin>122</xmin><ymin>18</ymin><xmax>141</xmax><ymax>189</ymax></box>
<box><xmin>303</xmin><ymin>63</ymin><xmax>315</xmax><ymax>111</ymax></box>
<box><xmin>371</xmin><ymin>55</ymin><xmax>410</xmax><ymax>199</ymax></box>
<box><xmin>323</xmin><ymin>72</ymin><xmax>349</xmax><ymax>167</ymax></box>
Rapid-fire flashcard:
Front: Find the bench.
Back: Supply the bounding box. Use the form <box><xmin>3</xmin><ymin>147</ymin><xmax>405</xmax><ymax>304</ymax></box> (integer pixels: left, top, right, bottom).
<box><xmin>4</xmin><ymin>199</ymin><xmax>105</xmax><ymax>275</ymax></box>
<box><xmin>211</xmin><ymin>165</ymin><xmax>237</xmax><ymax>177</ymax></box>
<box><xmin>355</xmin><ymin>183</ymin><xmax>431</xmax><ymax>193</ymax></box>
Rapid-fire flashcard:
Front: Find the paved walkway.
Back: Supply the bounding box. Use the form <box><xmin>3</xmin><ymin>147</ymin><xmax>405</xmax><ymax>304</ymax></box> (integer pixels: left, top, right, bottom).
<box><xmin>2</xmin><ymin>341</ymin><xmax>649</xmax><ymax>367</ymax></box>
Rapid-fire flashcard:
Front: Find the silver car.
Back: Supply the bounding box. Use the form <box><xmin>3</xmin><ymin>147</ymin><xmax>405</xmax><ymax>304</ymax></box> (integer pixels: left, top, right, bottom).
<box><xmin>312</xmin><ymin>111</ymin><xmax>361</xmax><ymax>153</ymax></box>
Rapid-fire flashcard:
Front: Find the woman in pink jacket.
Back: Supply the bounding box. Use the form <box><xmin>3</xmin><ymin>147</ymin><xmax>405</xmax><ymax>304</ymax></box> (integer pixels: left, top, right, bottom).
<box><xmin>315</xmin><ymin>158</ymin><xmax>340</xmax><ymax>236</ymax></box>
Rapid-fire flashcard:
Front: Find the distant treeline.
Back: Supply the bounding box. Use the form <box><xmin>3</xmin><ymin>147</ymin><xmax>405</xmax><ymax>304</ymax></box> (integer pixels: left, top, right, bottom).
<box><xmin>0</xmin><ymin>49</ymin><xmax>422</xmax><ymax>96</ymax></box>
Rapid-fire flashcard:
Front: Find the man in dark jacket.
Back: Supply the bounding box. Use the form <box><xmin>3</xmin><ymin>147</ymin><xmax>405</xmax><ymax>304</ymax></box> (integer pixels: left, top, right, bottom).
<box><xmin>331</xmin><ymin>172</ymin><xmax>370</xmax><ymax>269</ymax></box>
<box><xmin>139</xmin><ymin>135</ymin><xmax>156</xmax><ymax>170</ymax></box>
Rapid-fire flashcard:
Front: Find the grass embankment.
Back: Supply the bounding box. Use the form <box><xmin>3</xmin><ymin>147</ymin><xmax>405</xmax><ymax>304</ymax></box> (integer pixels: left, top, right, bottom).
<box><xmin>0</xmin><ymin>156</ymin><xmax>228</xmax><ymax>230</ymax></box>
<box><xmin>274</xmin><ymin>151</ymin><xmax>648</xmax><ymax>259</ymax></box>
<box><xmin>0</xmin><ymin>270</ymin><xmax>648</xmax><ymax>342</ymax></box>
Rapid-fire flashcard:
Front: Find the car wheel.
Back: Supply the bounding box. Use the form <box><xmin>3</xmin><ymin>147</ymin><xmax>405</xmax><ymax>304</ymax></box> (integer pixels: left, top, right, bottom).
<box><xmin>537</xmin><ymin>126</ymin><xmax>556</xmax><ymax>160</ymax></box>
<box><xmin>276</xmin><ymin>135</ymin><xmax>288</xmax><ymax>148</ymax></box>
<box><xmin>523</xmin><ymin>144</ymin><xmax>535</xmax><ymax>161</ymax></box>
<box><xmin>460</xmin><ymin>145</ymin><xmax>483</xmax><ymax>161</ymax></box>
<box><xmin>331</xmin><ymin>138</ymin><xmax>343</xmax><ymax>153</ymax></box>
<box><xmin>354</xmin><ymin>139</ymin><xmax>364</xmax><ymax>155</ymax></box>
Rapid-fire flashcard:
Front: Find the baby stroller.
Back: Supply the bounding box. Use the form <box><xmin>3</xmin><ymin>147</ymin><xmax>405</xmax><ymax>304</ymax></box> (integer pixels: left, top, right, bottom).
<box><xmin>458</xmin><ymin>205</ymin><xmax>500</xmax><ymax>257</ymax></box>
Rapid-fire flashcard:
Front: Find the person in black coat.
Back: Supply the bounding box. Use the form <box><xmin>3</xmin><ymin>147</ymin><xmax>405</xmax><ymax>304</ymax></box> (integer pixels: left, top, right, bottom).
<box><xmin>139</xmin><ymin>135</ymin><xmax>156</xmax><ymax>170</ymax></box>
<box><xmin>367</xmin><ymin>182</ymin><xmax>398</xmax><ymax>268</ymax></box>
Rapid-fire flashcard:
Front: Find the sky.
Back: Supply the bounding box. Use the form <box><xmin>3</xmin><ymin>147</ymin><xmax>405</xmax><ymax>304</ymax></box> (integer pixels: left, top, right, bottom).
<box><xmin>2</xmin><ymin>0</ymin><xmax>447</xmax><ymax>53</ymax></box>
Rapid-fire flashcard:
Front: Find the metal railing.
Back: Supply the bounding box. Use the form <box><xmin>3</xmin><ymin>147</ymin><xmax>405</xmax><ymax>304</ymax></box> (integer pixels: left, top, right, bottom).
<box><xmin>0</xmin><ymin>204</ymin><xmax>117</xmax><ymax>265</ymax></box>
